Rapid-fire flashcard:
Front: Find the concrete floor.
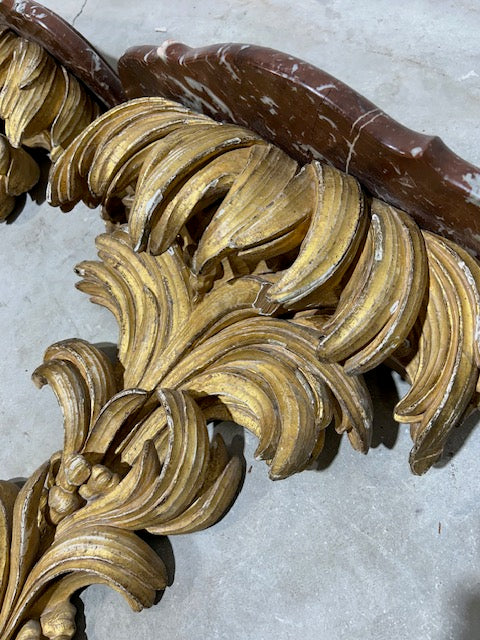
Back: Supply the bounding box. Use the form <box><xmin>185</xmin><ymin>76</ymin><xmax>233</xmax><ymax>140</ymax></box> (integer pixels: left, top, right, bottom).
<box><xmin>0</xmin><ymin>1</ymin><xmax>479</xmax><ymax>639</ymax></box>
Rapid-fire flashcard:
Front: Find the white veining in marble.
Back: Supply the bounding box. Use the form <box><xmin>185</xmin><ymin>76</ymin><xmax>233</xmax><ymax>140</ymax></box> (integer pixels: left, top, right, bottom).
<box><xmin>463</xmin><ymin>171</ymin><xmax>480</xmax><ymax>207</ymax></box>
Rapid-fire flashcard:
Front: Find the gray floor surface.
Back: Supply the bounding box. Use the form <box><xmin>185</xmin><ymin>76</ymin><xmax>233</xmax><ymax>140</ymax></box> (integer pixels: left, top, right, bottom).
<box><xmin>0</xmin><ymin>1</ymin><xmax>478</xmax><ymax>639</ymax></box>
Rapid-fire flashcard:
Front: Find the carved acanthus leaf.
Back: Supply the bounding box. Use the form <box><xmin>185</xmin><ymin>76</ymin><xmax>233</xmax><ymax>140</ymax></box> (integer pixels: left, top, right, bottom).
<box><xmin>76</xmin><ymin>228</ymin><xmax>373</xmax><ymax>478</ymax></box>
<box><xmin>2</xmin><ymin>86</ymin><xmax>480</xmax><ymax>640</ymax></box>
<box><xmin>48</xmin><ymin>96</ymin><xmax>480</xmax><ymax>474</ymax></box>
<box><xmin>0</xmin><ymin>28</ymin><xmax>102</xmax><ymax>221</ymax></box>
<box><xmin>0</xmin><ymin>335</ymin><xmax>243</xmax><ymax>638</ymax></box>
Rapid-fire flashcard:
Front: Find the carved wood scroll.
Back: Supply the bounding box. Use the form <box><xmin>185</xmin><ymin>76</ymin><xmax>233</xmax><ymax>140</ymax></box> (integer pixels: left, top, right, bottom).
<box><xmin>1</xmin><ymin>94</ymin><xmax>480</xmax><ymax>638</ymax></box>
<box><xmin>0</xmin><ymin>7</ymin><xmax>479</xmax><ymax>639</ymax></box>
<box><xmin>0</xmin><ymin>0</ymin><xmax>124</xmax><ymax>108</ymax></box>
<box><xmin>0</xmin><ymin>0</ymin><xmax>117</xmax><ymax>219</ymax></box>
<box><xmin>119</xmin><ymin>41</ymin><xmax>480</xmax><ymax>256</ymax></box>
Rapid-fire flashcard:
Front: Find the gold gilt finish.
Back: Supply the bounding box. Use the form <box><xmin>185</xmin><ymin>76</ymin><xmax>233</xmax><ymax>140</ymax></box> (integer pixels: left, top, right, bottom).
<box><xmin>0</xmin><ymin>336</ymin><xmax>242</xmax><ymax>639</ymax></box>
<box><xmin>0</xmin><ymin>135</ymin><xmax>39</xmax><ymax>220</ymax></box>
<box><xmin>47</xmin><ymin>97</ymin><xmax>480</xmax><ymax>475</ymax></box>
<box><xmin>0</xmin><ymin>96</ymin><xmax>478</xmax><ymax>638</ymax></box>
<box><xmin>0</xmin><ymin>28</ymin><xmax>101</xmax><ymax>220</ymax></box>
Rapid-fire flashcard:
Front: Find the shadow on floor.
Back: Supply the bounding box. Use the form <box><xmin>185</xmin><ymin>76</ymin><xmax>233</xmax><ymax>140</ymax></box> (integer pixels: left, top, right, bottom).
<box><xmin>28</xmin><ymin>148</ymin><xmax>50</xmax><ymax>207</ymax></box>
<box><xmin>3</xmin><ymin>147</ymin><xmax>51</xmax><ymax>226</ymax></box>
<box><xmin>309</xmin><ymin>425</ymin><xmax>342</xmax><ymax>471</ymax></box>
<box><xmin>141</xmin><ymin>532</ymin><xmax>176</xmax><ymax>591</ymax></box>
<box><xmin>72</xmin><ymin>593</ymin><xmax>87</xmax><ymax>640</ymax></box>
<box><xmin>435</xmin><ymin>408</ymin><xmax>479</xmax><ymax>469</ymax></box>
<box><xmin>309</xmin><ymin>364</ymin><xmax>401</xmax><ymax>472</ymax></box>
<box><xmin>455</xmin><ymin>589</ymin><xmax>480</xmax><ymax>640</ymax></box>
<box><xmin>364</xmin><ymin>365</ymin><xmax>400</xmax><ymax>450</ymax></box>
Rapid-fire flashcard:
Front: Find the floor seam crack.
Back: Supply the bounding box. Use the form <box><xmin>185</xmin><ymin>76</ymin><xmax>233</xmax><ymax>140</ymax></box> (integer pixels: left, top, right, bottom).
<box><xmin>72</xmin><ymin>0</ymin><xmax>88</xmax><ymax>26</ymax></box>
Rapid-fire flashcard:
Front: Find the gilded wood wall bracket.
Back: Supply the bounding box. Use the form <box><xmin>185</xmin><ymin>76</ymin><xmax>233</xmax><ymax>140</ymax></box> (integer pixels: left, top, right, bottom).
<box><xmin>0</xmin><ymin>4</ymin><xmax>479</xmax><ymax>639</ymax></box>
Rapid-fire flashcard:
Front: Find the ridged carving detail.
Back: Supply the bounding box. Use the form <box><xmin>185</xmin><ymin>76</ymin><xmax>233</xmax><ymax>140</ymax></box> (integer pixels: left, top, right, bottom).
<box><xmin>0</xmin><ymin>93</ymin><xmax>478</xmax><ymax>639</ymax></box>
<box><xmin>49</xmin><ymin>97</ymin><xmax>480</xmax><ymax>475</ymax></box>
<box><xmin>0</xmin><ymin>28</ymin><xmax>101</xmax><ymax>220</ymax></box>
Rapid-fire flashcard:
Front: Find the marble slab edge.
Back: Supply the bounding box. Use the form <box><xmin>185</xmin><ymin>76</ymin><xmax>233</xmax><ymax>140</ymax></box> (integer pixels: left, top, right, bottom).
<box><xmin>0</xmin><ymin>0</ymin><xmax>125</xmax><ymax>108</ymax></box>
<box><xmin>119</xmin><ymin>41</ymin><xmax>480</xmax><ymax>256</ymax></box>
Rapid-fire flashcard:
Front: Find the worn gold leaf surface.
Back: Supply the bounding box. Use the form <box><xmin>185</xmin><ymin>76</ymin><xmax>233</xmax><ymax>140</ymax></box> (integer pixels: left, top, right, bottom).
<box><xmin>3</xmin><ymin>93</ymin><xmax>480</xmax><ymax>639</ymax></box>
<box><xmin>48</xmin><ymin>96</ymin><xmax>480</xmax><ymax>477</ymax></box>
<box><xmin>394</xmin><ymin>232</ymin><xmax>480</xmax><ymax>474</ymax></box>
<box><xmin>0</xmin><ymin>29</ymin><xmax>101</xmax><ymax>222</ymax></box>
